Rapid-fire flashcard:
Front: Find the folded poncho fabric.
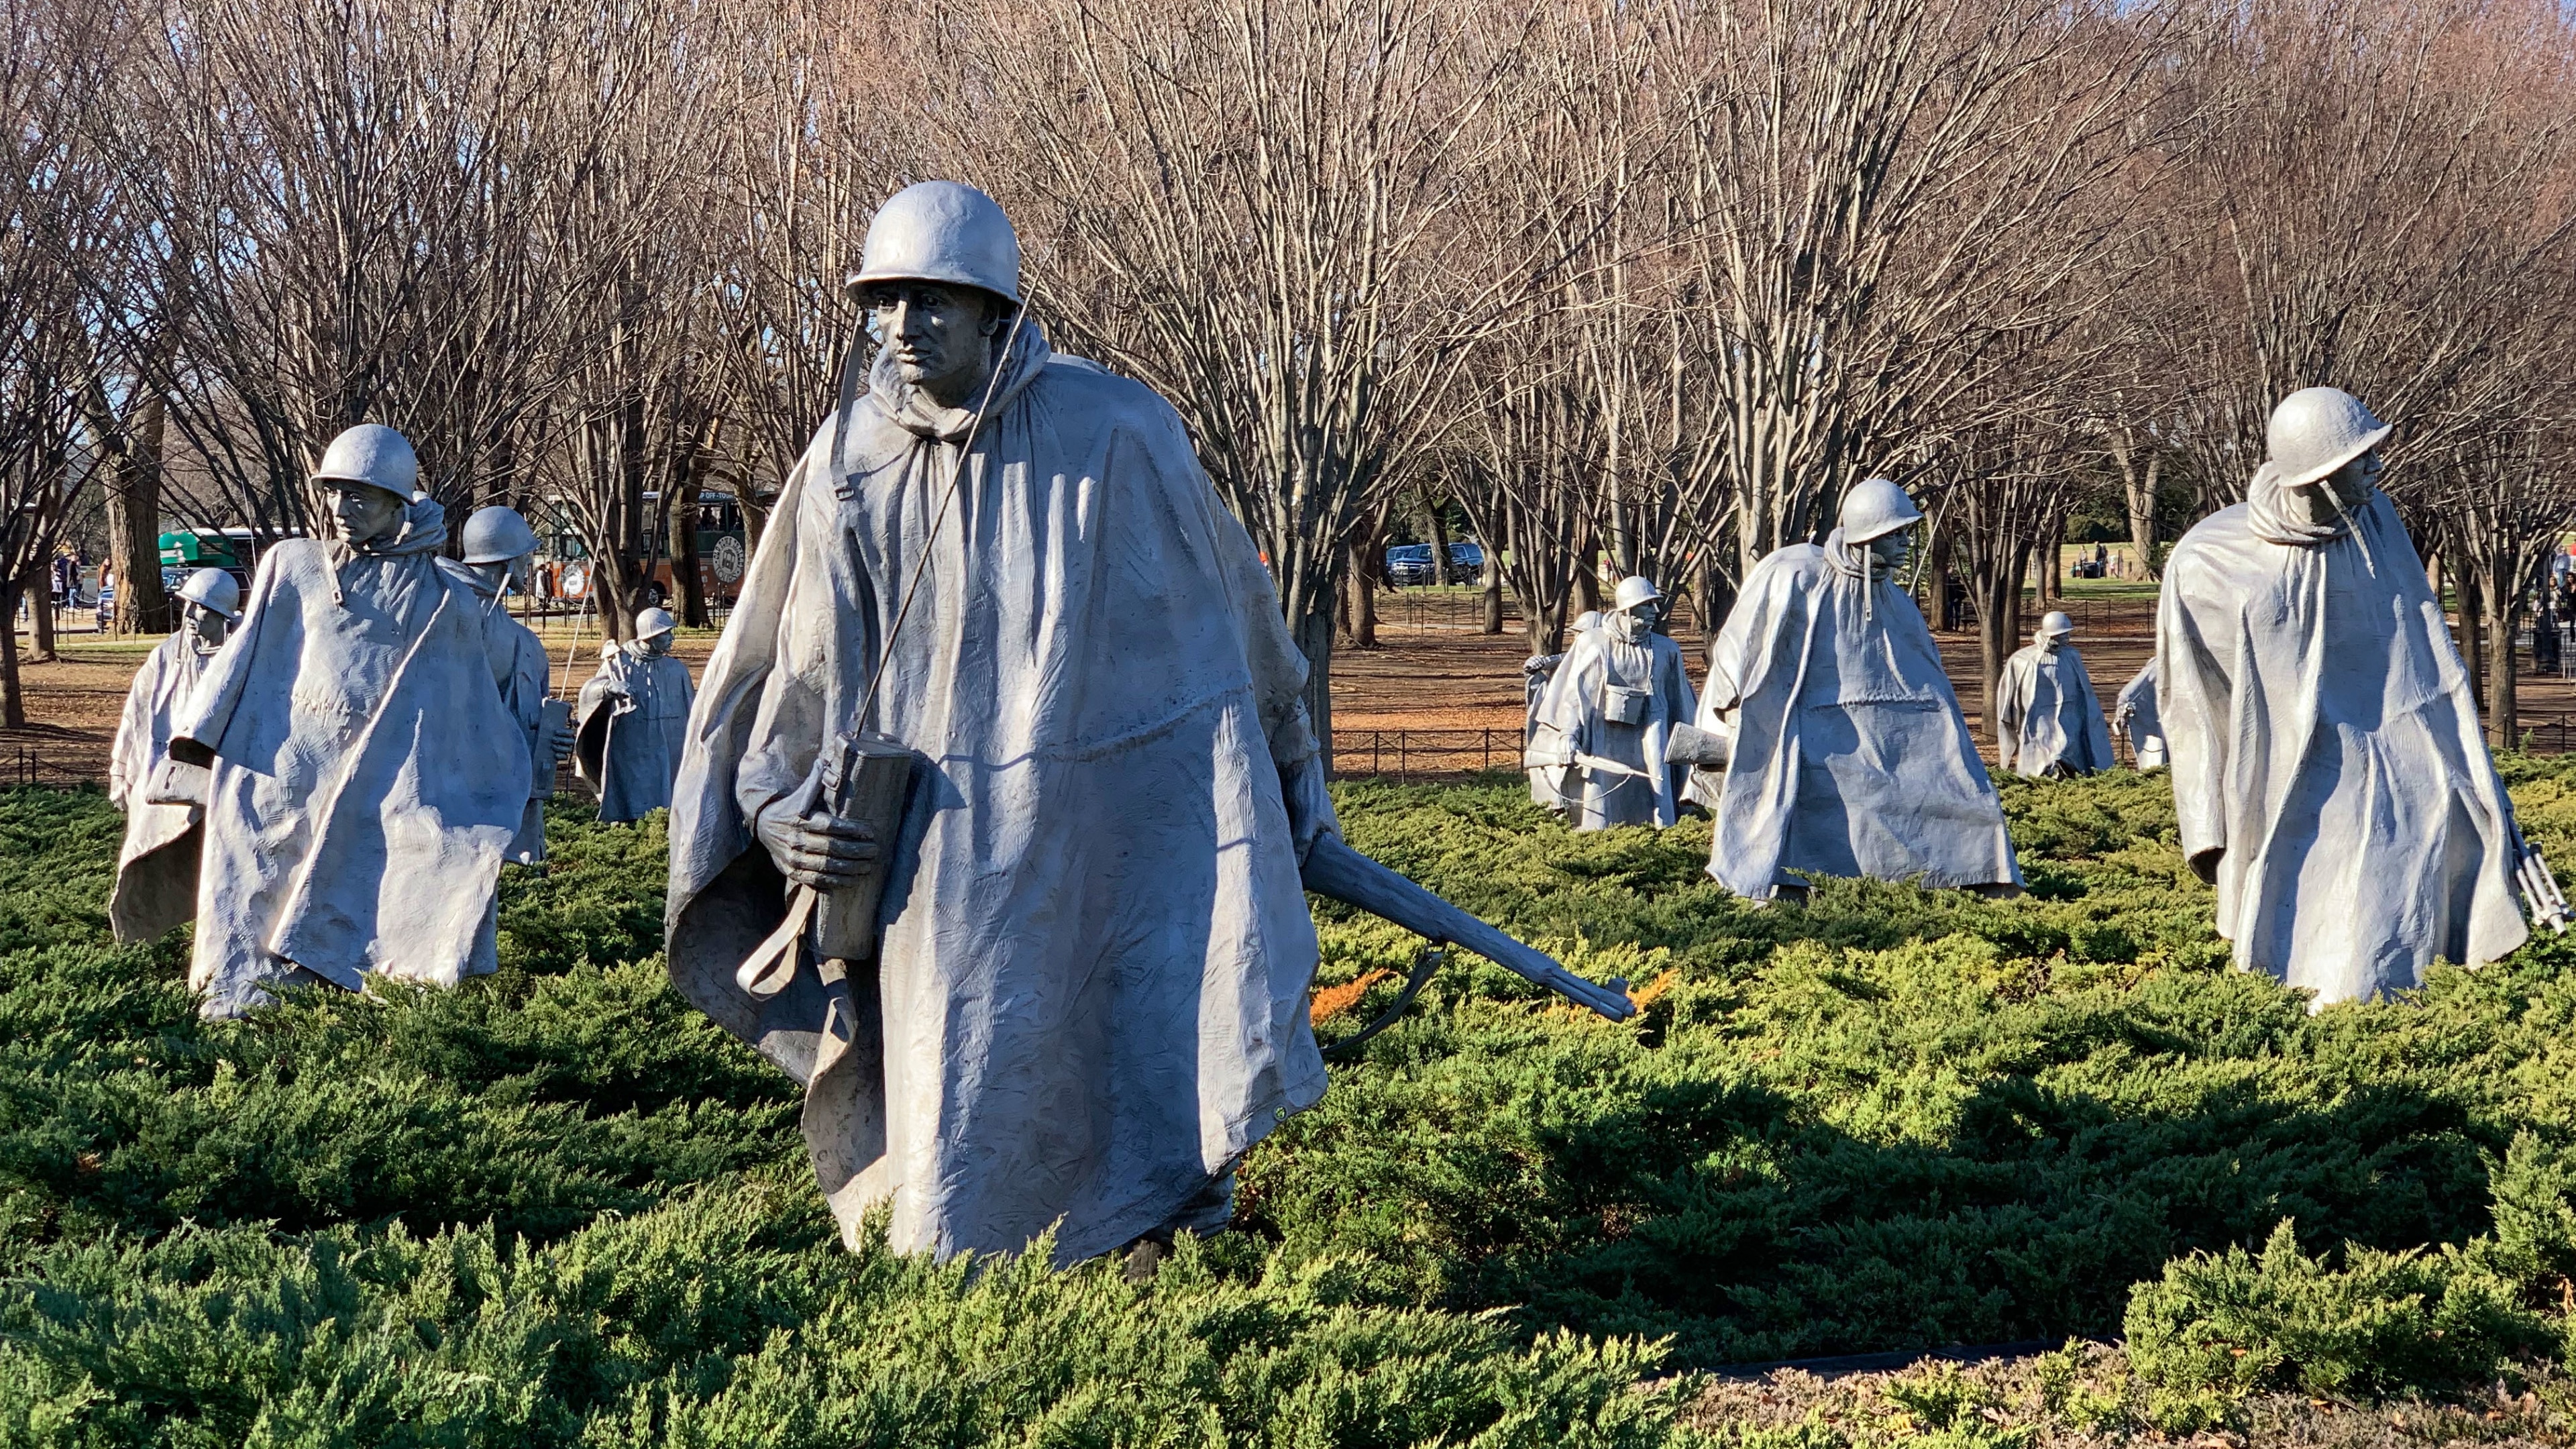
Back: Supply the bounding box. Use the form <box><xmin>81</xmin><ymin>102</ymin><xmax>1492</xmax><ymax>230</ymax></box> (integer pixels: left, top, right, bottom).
<box><xmin>1997</xmin><ymin>639</ymin><xmax>2114</xmax><ymax>777</ymax></box>
<box><xmin>2114</xmin><ymin>660</ymin><xmax>2163</xmax><ymax>764</ymax></box>
<box><xmin>1697</xmin><ymin>530</ymin><xmax>2020</xmax><ymax>898</ymax></box>
<box><xmin>438</xmin><ymin>558</ymin><xmax>554</xmax><ymax>864</ymax></box>
<box><xmin>107</xmin><ymin>627</ymin><xmax>215</xmax><ymax>943</ymax></box>
<box><xmin>665</xmin><ymin>324</ymin><xmax>1330</xmax><ymax>1266</ymax></box>
<box><xmin>169</xmin><ymin>500</ymin><xmax>530</xmax><ymax>1017</ymax></box>
<box><xmin>1531</xmin><ymin>626</ymin><xmax>1697</xmax><ymax>828</ymax></box>
<box><xmin>579</xmin><ymin>643</ymin><xmax>694</xmax><ymax>822</ymax></box>
<box><xmin>2158</xmin><ymin>471</ymin><xmax>2528</xmax><ymax>1006</ymax></box>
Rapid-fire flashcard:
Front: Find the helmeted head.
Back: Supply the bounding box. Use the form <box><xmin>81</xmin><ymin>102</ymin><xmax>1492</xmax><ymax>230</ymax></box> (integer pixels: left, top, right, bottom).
<box><xmin>176</xmin><ymin>566</ymin><xmax>241</xmax><ymax>621</ymax></box>
<box><xmin>2267</xmin><ymin>387</ymin><xmax>2390</xmax><ymax>489</ymax></box>
<box><xmin>635</xmin><ymin>606</ymin><xmax>676</xmax><ymax>645</ymax></box>
<box><xmin>1839</xmin><ymin>478</ymin><xmax>1923</xmax><ymax>545</ymax></box>
<box><xmin>312</xmin><ymin>423</ymin><xmax>420</xmax><ymax>547</ymax></box>
<box><xmin>178</xmin><ymin>567</ymin><xmax>239</xmax><ymax>647</ymax></box>
<box><xmin>2037</xmin><ymin>609</ymin><xmax>2074</xmax><ymax>646</ymax></box>
<box><xmin>1607</xmin><ymin>576</ymin><xmax>1660</xmax><ymax>643</ymax></box>
<box><xmin>461</xmin><ymin>505</ymin><xmax>539</xmax><ymax>566</ymax></box>
<box><xmin>1611</xmin><ymin>576</ymin><xmax>1661</xmax><ymax>615</ymax></box>
<box><xmin>849</xmin><ymin>181</ymin><xmax>1022</xmax><ymax>307</ymax></box>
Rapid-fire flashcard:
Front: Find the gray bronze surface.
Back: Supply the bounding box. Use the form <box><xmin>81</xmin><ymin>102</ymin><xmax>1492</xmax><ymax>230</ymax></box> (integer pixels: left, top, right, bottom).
<box><xmin>2114</xmin><ymin>660</ymin><xmax>2164</xmax><ymax>769</ymax></box>
<box><xmin>441</xmin><ymin>505</ymin><xmax>573</xmax><ymax>865</ymax></box>
<box><xmin>2158</xmin><ymin>386</ymin><xmax>2532</xmax><ymax>1006</ymax></box>
<box><xmin>578</xmin><ymin>608</ymin><xmax>694</xmax><ymax>822</ymax></box>
<box><xmin>1997</xmin><ymin>612</ymin><xmax>2113</xmax><ymax>777</ymax></box>
<box><xmin>165</xmin><ymin>427</ymin><xmax>530</xmax><ymax>1017</ymax></box>
<box><xmin>1695</xmin><ymin>480</ymin><xmax>2019</xmax><ymax>900</ymax></box>
<box><xmin>1529</xmin><ymin>580</ymin><xmax>1697</xmax><ymax>829</ymax></box>
<box><xmin>106</xmin><ymin>570</ymin><xmax>239</xmax><ymax>943</ymax></box>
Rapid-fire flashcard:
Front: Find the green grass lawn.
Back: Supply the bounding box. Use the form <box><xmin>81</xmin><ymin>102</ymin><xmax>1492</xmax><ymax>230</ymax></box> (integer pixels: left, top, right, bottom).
<box><xmin>10</xmin><ymin>763</ymin><xmax>2576</xmax><ymax>1444</ymax></box>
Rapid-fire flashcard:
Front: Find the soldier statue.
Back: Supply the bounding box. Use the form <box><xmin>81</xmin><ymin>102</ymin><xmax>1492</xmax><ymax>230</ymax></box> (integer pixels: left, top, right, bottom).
<box><xmin>1996</xmin><ymin>610</ymin><xmax>2114</xmax><ymax>777</ymax></box>
<box><xmin>1529</xmin><ymin>579</ymin><xmax>1697</xmax><ymax>829</ymax></box>
<box><xmin>441</xmin><ymin>504</ymin><xmax>575</xmax><ymax>864</ymax></box>
<box><xmin>107</xmin><ymin>568</ymin><xmax>239</xmax><ymax>943</ymax></box>
<box><xmin>578</xmin><ymin>606</ymin><xmax>694</xmax><ymax>822</ymax></box>
<box><xmin>2159</xmin><ymin>386</ymin><xmax>2555</xmax><ymax>1006</ymax></box>
<box><xmin>1695</xmin><ymin>478</ymin><xmax>2020</xmax><ymax>901</ymax></box>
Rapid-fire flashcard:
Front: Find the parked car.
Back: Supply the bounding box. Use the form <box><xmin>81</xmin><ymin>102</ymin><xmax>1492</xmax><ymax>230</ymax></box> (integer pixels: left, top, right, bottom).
<box><xmin>1383</xmin><ymin>541</ymin><xmax>1486</xmax><ymax>586</ymax></box>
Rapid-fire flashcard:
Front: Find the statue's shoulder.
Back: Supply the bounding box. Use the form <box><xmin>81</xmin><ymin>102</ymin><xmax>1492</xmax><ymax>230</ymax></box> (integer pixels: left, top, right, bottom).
<box><xmin>2164</xmin><ymin>503</ymin><xmax>2258</xmax><ymax>590</ymax></box>
<box><xmin>1029</xmin><ymin>355</ymin><xmax>1192</xmax><ymax>451</ymax></box>
<box><xmin>1750</xmin><ymin>541</ymin><xmax>1830</xmax><ymax>592</ymax></box>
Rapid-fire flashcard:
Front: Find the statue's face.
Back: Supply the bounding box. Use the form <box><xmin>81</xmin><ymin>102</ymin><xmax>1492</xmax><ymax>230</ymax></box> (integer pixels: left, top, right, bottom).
<box><xmin>185</xmin><ymin>602</ymin><xmax>229</xmax><ymax>649</ymax></box>
<box><xmin>866</xmin><ymin>280</ymin><xmax>1008</xmax><ymax>407</ymax></box>
<box><xmin>2321</xmin><ymin>449</ymin><xmax>2383</xmax><ymax>510</ymax></box>
<box><xmin>322</xmin><ymin>482</ymin><xmax>407</xmax><ymax>547</ymax></box>
<box><xmin>474</xmin><ymin>555</ymin><xmax>533</xmax><ymax>596</ymax></box>
<box><xmin>641</xmin><ymin>630</ymin><xmax>672</xmax><ymax>657</ymax></box>
<box><xmin>1868</xmin><ymin>527</ymin><xmax>1913</xmax><ymax>577</ymax></box>
<box><xmin>1611</xmin><ymin>605</ymin><xmax>1652</xmax><ymax>645</ymax></box>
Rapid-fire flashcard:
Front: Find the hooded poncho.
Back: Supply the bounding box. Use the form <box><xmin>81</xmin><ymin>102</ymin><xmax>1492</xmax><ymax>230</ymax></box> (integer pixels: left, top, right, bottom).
<box><xmin>578</xmin><ymin>642</ymin><xmax>694</xmax><ymax>822</ymax></box>
<box><xmin>2158</xmin><ymin>472</ymin><xmax>2528</xmax><ymax>1006</ymax></box>
<box><xmin>1997</xmin><ymin>637</ymin><xmax>2114</xmax><ymax>777</ymax></box>
<box><xmin>665</xmin><ymin>325</ymin><xmax>1331</xmax><ymax>1266</ymax></box>
<box><xmin>1530</xmin><ymin>621</ymin><xmax>1698</xmax><ymax>828</ymax></box>
<box><xmin>169</xmin><ymin>500</ymin><xmax>531</xmax><ymax>1016</ymax></box>
<box><xmin>1697</xmin><ymin>530</ymin><xmax>2020</xmax><ymax>899</ymax></box>
<box><xmin>437</xmin><ymin>558</ymin><xmax>554</xmax><ymax>863</ymax></box>
<box><xmin>2114</xmin><ymin>661</ymin><xmax>2163</xmax><ymax>767</ymax></box>
<box><xmin>108</xmin><ymin>627</ymin><xmax>217</xmax><ymax>943</ymax></box>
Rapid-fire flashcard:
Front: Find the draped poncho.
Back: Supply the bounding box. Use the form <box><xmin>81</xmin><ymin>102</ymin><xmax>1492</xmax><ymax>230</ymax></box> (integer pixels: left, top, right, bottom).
<box><xmin>579</xmin><ymin>643</ymin><xmax>694</xmax><ymax>822</ymax></box>
<box><xmin>1531</xmin><ymin>625</ymin><xmax>1697</xmax><ymax>828</ymax></box>
<box><xmin>2157</xmin><ymin>475</ymin><xmax>2528</xmax><ymax>1005</ymax></box>
<box><xmin>1997</xmin><ymin>639</ymin><xmax>2114</xmax><ymax>777</ymax></box>
<box><xmin>2114</xmin><ymin>661</ymin><xmax>2163</xmax><ymax>768</ymax></box>
<box><xmin>170</xmin><ymin>502</ymin><xmax>530</xmax><ymax>1017</ymax></box>
<box><xmin>665</xmin><ymin>327</ymin><xmax>1330</xmax><ymax>1265</ymax></box>
<box><xmin>1698</xmin><ymin>531</ymin><xmax>2019</xmax><ymax>899</ymax></box>
<box><xmin>108</xmin><ymin>627</ymin><xmax>215</xmax><ymax>943</ymax></box>
<box><xmin>438</xmin><ymin>558</ymin><xmax>555</xmax><ymax>864</ymax></box>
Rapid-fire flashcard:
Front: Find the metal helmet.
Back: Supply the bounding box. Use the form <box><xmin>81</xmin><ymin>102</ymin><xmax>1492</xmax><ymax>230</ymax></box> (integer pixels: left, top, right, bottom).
<box><xmin>311</xmin><ymin>423</ymin><xmax>421</xmax><ymax>501</ymax></box>
<box><xmin>1839</xmin><ymin>477</ymin><xmax>1924</xmax><ymax>544</ymax></box>
<box><xmin>2267</xmin><ymin>386</ymin><xmax>2392</xmax><ymax>486</ymax></box>
<box><xmin>460</xmin><ymin>505</ymin><xmax>539</xmax><ymax>566</ymax></box>
<box><xmin>847</xmin><ymin>181</ymin><xmax>1022</xmax><ymax>307</ymax></box>
<box><xmin>1570</xmin><ymin>610</ymin><xmax>1603</xmax><ymax>634</ymax></box>
<box><xmin>634</xmin><ymin>606</ymin><xmax>678</xmax><ymax>640</ymax></box>
<box><xmin>177</xmin><ymin>567</ymin><xmax>241</xmax><ymax>621</ymax></box>
<box><xmin>1611</xmin><ymin>575</ymin><xmax>1662</xmax><ymax>613</ymax></box>
<box><xmin>2038</xmin><ymin>610</ymin><xmax>2075</xmax><ymax>639</ymax></box>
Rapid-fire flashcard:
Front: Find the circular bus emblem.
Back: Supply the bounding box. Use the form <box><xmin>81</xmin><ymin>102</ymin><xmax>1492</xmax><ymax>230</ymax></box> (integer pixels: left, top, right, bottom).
<box><xmin>712</xmin><ymin>535</ymin><xmax>747</xmax><ymax>585</ymax></box>
<box><xmin>559</xmin><ymin>561</ymin><xmax>589</xmax><ymax>599</ymax></box>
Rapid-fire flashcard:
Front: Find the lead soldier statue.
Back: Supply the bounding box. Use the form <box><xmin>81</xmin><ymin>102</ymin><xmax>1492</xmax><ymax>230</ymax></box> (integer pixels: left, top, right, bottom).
<box><xmin>578</xmin><ymin>606</ymin><xmax>694</xmax><ymax>822</ymax></box>
<box><xmin>1996</xmin><ymin>610</ymin><xmax>2114</xmax><ymax>778</ymax></box>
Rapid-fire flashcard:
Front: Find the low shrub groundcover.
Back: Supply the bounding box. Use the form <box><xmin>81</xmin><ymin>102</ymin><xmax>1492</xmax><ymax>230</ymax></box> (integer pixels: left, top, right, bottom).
<box><xmin>8</xmin><ymin>759</ymin><xmax>2576</xmax><ymax>1442</ymax></box>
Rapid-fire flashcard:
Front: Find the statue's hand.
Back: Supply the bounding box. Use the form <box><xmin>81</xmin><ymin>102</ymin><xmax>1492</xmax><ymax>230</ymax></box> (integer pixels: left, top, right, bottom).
<box><xmin>756</xmin><ymin>800</ymin><xmax>880</xmax><ymax>890</ymax></box>
<box><xmin>541</xmin><ymin>717</ymin><xmax>577</xmax><ymax>763</ymax></box>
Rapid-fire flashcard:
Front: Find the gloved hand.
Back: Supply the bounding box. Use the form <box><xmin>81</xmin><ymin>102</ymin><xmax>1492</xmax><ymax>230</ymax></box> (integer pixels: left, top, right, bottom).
<box><xmin>755</xmin><ymin>796</ymin><xmax>880</xmax><ymax>890</ymax></box>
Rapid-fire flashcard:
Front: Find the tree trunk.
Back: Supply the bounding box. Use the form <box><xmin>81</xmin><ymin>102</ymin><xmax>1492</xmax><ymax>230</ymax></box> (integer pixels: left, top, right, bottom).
<box><xmin>669</xmin><ymin>418</ymin><xmax>716</xmax><ymax>629</ymax></box>
<box><xmin>1296</xmin><ymin>608</ymin><xmax>1334</xmax><ymax>777</ymax></box>
<box><xmin>1974</xmin><ymin>543</ymin><xmax>2031</xmax><ymax>759</ymax></box>
<box><xmin>0</xmin><ymin>578</ymin><xmax>22</xmax><ymax>729</ymax></box>
<box><xmin>105</xmin><ymin>396</ymin><xmax>170</xmax><ymax>637</ymax></box>
<box><xmin>2447</xmin><ymin>547</ymin><xmax>2485</xmax><ymax>722</ymax></box>
<box><xmin>1480</xmin><ymin>547</ymin><xmax>1503</xmax><ymax>635</ymax></box>
<box><xmin>1571</xmin><ymin>531</ymin><xmax>1601</xmax><ymax>616</ymax></box>
<box><xmin>2483</xmin><ymin>552</ymin><xmax>2521</xmax><ymax>749</ymax></box>
<box><xmin>27</xmin><ymin>566</ymin><xmax>56</xmax><ymax>664</ymax></box>
<box><xmin>2127</xmin><ymin>453</ymin><xmax>2161</xmax><ymax>580</ymax></box>
<box><xmin>1343</xmin><ymin>533</ymin><xmax>1381</xmax><ymax>649</ymax></box>
<box><xmin>1421</xmin><ymin>498</ymin><xmax>1452</xmax><ymax>587</ymax></box>
<box><xmin>2036</xmin><ymin>515</ymin><xmax>2064</xmax><ymax>604</ymax></box>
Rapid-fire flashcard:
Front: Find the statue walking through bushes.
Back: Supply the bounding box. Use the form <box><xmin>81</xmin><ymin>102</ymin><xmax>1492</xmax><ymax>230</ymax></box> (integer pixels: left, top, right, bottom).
<box><xmin>579</xmin><ymin>606</ymin><xmax>694</xmax><ymax>822</ymax></box>
<box><xmin>1695</xmin><ymin>478</ymin><xmax>2020</xmax><ymax>901</ymax></box>
<box><xmin>107</xmin><ymin>568</ymin><xmax>239</xmax><ymax>943</ymax></box>
<box><xmin>1996</xmin><ymin>610</ymin><xmax>2113</xmax><ymax>777</ymax></box>
<box><xmin>1528</xmin><ymin>579</ymin><xmax>1697</xmax><ymax>828</ymax></box>
<box><xmin>164</xmin><ymin>424</ymin><xmax>531</xmax><ymax>1018</ymax></box>
<box><xmin>2157</xmin><ymin>386</ymin><xmax>2560</xmax><ymax>1006</ymax></box>
<box><xmin>663</xmin><ymin>182</ymin><xmax>1346</xmax><ymax>1269</ymax></box>
<box><xmin>2114</xmin><ymin>661</ymin><xmax>2165</xmax><ymax>770</ymax></box>
<box><xmin>441</xmin><ymin>504</ymin><xmax>576</xmax><ymax>864</ymax></box>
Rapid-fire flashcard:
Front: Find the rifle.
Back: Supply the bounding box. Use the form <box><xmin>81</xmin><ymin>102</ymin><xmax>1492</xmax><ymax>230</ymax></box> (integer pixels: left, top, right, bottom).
<box><xmin>2514</xmin><ymin>823</ymin><xmax>2570</xmax><ymax>934</ymax></box>
<box><xmin>1300</xmin><ymin>833</ymin><xmax>1635</xmax><ymax>1020</ymax></box>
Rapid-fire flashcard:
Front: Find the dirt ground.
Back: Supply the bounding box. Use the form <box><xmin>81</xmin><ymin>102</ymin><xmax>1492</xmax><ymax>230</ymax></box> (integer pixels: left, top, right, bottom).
<box><xmin>13</xmin><ymin>582</ymin><xmax>2576</xmax><ymax>786</ymax></box>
